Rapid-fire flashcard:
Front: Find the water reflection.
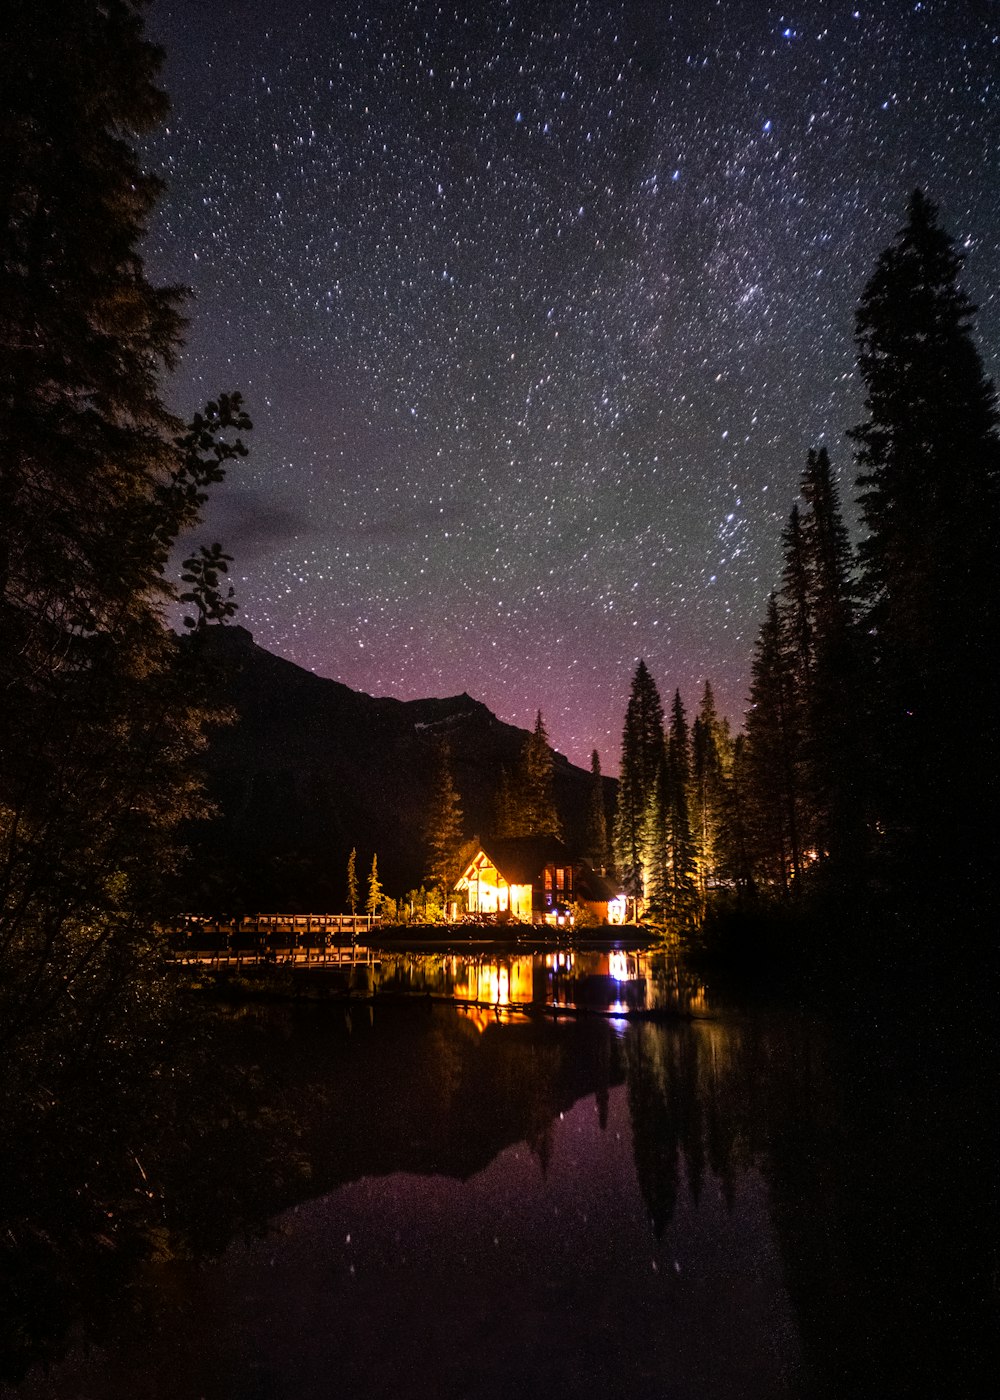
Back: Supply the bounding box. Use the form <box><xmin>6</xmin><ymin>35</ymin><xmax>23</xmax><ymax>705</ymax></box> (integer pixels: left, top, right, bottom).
<box><xmin>0</xmin><ymin>964</ymin><xmax>991</xmax><ymax>1400</ymax></box>
<box><xmin>375</xmin><ymin>946</ymin><xmax>708</xmax><ymax>1017</ymax></box>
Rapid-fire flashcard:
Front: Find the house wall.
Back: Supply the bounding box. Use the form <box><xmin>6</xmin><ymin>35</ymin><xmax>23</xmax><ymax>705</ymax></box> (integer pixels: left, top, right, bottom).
<box><xmin>463</xmin><ymin>862</ymin><xmax>507</xmax><ymax>914</ymax></box>
<box><xmin>510</xmin><ymin>882</ymin><xmax>532</xmax><ymax>921</ymax></box>
<box><xmin>458</xmin><ymin>858</ymin><xmax>532</xmax><ymax>921</ymax></box>
<box><xmin>457</xmin><ymin>853</ymin><xmax>565</xmax><ymax>923</ymax></box>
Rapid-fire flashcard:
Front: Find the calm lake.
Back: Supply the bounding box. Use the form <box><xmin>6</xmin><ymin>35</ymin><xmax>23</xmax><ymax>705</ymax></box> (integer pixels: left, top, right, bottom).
<box><xmin>0</xmin><ymin>943</ymin><xmax>990</xmax><ymax>1400</ymax></box>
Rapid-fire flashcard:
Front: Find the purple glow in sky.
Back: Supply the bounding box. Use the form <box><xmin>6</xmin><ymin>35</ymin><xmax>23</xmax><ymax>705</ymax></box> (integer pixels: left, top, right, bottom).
<box><xmin>146</xmin><ymin>0</ymin><xmax>999</xmax><ymax>766</ymax></box>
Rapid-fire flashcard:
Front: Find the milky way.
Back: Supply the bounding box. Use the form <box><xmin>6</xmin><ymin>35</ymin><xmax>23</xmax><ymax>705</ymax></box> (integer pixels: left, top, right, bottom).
<box><xmin>145</xmin><ymin>0</ymin><xmax>1000</xmax><ymax>767</ymax></box>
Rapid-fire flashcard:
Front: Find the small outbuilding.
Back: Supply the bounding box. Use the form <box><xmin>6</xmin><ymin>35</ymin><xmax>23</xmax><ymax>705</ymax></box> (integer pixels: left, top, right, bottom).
<box><xmin>573</xmin><ymin>864</ymin><xmax>628</xmax><ymax>925</ymax></box>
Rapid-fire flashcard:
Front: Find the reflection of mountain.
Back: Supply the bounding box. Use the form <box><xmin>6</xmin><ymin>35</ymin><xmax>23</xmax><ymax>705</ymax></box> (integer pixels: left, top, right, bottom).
<box><xmin>0</xmin><ymin>1005</ymin><xmax>622</xmax><ymax>1383</ymax></box>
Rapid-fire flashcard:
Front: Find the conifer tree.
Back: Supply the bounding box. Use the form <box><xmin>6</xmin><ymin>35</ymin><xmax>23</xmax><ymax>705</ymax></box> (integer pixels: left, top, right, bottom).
<box><xmin>346</xmin><ymin>847</ymin><xmax>358</xmax><ymax>916</ymax></box>
<box><xmin>366</xmin><ymin>855</ymin><xmax>384</xmax><ymax>917</ymax></box>
<box><xmin>641</xmin><ymin>747</ymin><xmax>671</xmax><ymax>919</ymax></box>
<box><xmin>491</xmin><ymin>715</ymin><xmax>560</xmax><ymax>839</ymax></box>
<box><xmin>691</xmin><ymin>681</ymin><xmax>728</xmax><ymax>912</ymax></box>
<box><xmin>776</xmin><ymin>502</ymin><xmax>817</xmax><ymax>860</ymax></box>
<box><xmin>614</xmin><ymin>661</ymin><xmax>665</xmax><ymax>906</ymax></box>
<box><xmin>584</xmin><ymin>749</ymin><xmax>610</xmax><ymax>870</ymax></box>
<box><xmin>519</xmin><ymin>712</ymin><xmax>562</xmax><ymax>838</ymax></box>
<box><xmin>744</xmin><ymin>595</ymin><xmax>803</xmax><ymax>894</ymax></box>
<box><xmin>492</xmin><ymin>767</ymin><xmax>517</xmax><ymax>838</ymax></box>
<box><xmin>849</xmin><ymin>189</ymin><xmax>1000</xmax><ymax>878</ymax></box>
<box><xmin>665</xmin><ymin>690</ymin><xmax>698</xmax><ymax>922</ymax></box>
<box><xmin>0</xmin><ymin>0</ymin><xmax>250</xmax><ymax>1062</ymax></box>
<box><xmin>718</xmin><ymin>733</ymin><xmax>755</xmax><ymax>902</ymax></box>
<box><xmin>801</xmin><ymin>449</ymin><xmax>855</xmax><ymax>644</ymax></box>
<box><xmin>423</xmin><ymin>741</ymin><xmax>464</xmax><ymax>900</ymax></box>
<box><xmin>798</xmin><ymin>446</ymin><xmax>867</xmax><ymax>867</ymax></box>
<box><xmin>780</xmin><ymin>504</ymin><xmax>814</xmax><ymax>698</ymax></box>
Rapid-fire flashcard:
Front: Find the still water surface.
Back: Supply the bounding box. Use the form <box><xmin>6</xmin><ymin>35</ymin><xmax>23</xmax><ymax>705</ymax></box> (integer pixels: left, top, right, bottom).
<box><xmin>0</xmin><ymin>945</ymin><xmax>989</xmax><ymax>1400</ymax></box>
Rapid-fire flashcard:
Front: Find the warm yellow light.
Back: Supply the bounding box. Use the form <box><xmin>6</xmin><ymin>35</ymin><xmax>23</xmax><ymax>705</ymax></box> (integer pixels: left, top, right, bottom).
<box><xmin>609</xmin><ymin>950</ymin><xmax>629</xmax><ymax>982</ymax></box>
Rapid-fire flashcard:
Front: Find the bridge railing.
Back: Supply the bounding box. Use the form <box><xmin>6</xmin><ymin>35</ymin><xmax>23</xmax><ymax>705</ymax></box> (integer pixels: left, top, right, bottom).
<box><xmin>162</xmin><ymin>913</ymin><xmax>383</xmax><ymax>965</ymax></box>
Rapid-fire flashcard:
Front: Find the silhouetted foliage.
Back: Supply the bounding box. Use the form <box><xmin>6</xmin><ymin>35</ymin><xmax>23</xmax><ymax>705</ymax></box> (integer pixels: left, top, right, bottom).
<box><xmin>423</xmin><ymin>741</ymin><xmax>465</xmax><ymax>899</ymax></box>
<box><xmin>584</xmin><ymin>748</ymin><xmax>610</xmax><ymax>870</ymax></box>
<box><xmin>849</xmin><ymin>189</ymin><xmax>1000</xmax><ymax>888</ymax></box>
<box><xmin>796</xmin><ymin>446</ymin><xmax>868</xmax><ymax>870</ymax></box>
<box><xmin>744</xmin><ymin>594</ymin><xmax>804</xmax><ymax>895</ymax></box>
<box><xmin>493</xmin><ymin>711</ymin><xmax>561</xmax><ymax>839</ymax></box>
<box><xmin>0</xmin><ymin>0</ymin><xmax>249</xmax><ymax>1072</ymax></box>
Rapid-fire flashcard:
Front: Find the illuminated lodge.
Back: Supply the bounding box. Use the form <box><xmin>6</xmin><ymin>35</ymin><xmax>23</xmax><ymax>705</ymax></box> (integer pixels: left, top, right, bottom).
<box><xmin>455</xmin><ymin>837</ymin><xmax>576</xmax><ymax>925</ymax></box>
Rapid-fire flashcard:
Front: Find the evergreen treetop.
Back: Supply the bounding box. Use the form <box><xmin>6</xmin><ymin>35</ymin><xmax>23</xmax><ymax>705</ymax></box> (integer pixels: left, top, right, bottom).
<box><xmin>423</xmin><ymin>741</ymin><xmax>465</xmax><ymax>898</ymax></box>
<box><xmin>614</xmin><ymin>660</ymin><xmax>665</xmax><ymax>889</ymax></box>
<box><xmin>665</xmin><ymin>690</ymin><xmax>697</xmax><ymax>919</ymax></box>
<box><xmin>849</xmin><ymin>189</ymin><xmax>1000</xmax><ymax>874</ymax></box>
<box><xmin>851</xmin><ymin>189</ymin><xmax>1000</xmax><ymax>635</ymax></box>
<box><xmin>584</xmin><ymin>749</ymin><xmax>610</xmax><ymax>870</ymax></box>
<box><xmin>346</xmin><ymin>847</ymin><xmax>358</xmax><ymax>915</ymax></box>
<box><xmin>366</xmin><ymin>854</ymin><xmax>384</xmax><ymax>917</ymax></box>
<box><xmin>521</xmin><ymin>711</ymin><xmax>561</xmax><ymax>839</ymax></box>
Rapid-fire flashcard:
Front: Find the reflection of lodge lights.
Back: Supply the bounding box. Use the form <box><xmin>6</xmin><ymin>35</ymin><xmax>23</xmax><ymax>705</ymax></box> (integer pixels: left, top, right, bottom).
<box><xmin>608</xmin><ymin>951</ymin><xmax>630</xmax><ymax>982</ymax></box>
<box><xmin>459</xmin><ymin>958</ymin><xmax>533</xmax><ymax>1006</ymax></box>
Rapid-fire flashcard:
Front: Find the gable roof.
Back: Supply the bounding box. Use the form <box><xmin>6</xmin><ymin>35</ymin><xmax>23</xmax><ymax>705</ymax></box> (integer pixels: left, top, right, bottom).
<box><xmin>466</xmin><ymin>835</ymin><xmax>572</xmax><ymax>886</ymax></box>
<box><xmin>574</xmin><ymin>864</ymin><xmax>622</xmax><ymax>902</ymax></box>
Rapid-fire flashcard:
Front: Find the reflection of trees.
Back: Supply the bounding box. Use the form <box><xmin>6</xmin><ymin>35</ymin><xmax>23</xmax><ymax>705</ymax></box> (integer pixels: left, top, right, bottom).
<box><xmin>762</xmin><ymin>1010</ymin><xmax>993</xmax><ymax>1399</ymax></box>
<box><xmin>624</xmin><ymin>1027</ymin><xmax>680</xmax><ymax>1237</ymax></box>
<box><xmin>621</xmin><ymin>1006</ymin><xmax>993</xmax><ymax>1398</ymax></box>
<box><xmin>3</xmin><ymin>988</ymin><xmax>988</xmax><ymax>1398</ymax></box>
<box><xmin>623</xmin><ymin>1020</ymin><xmax>766</xmax><ymax>1238</ymax></box>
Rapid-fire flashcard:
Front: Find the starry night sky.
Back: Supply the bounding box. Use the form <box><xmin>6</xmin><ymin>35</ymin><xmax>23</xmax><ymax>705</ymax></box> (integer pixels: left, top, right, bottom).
<box><xmin>145</xmin><ymin>0</ymin><xmax>1000</xmax><ymax>769</ymax></box>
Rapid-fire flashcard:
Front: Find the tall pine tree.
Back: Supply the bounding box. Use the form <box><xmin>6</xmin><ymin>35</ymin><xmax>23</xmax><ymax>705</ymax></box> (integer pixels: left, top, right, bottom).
<box><xmin>346</xmin><ymin>847</ymin><xmax>359</xmax><ymax>916</ymax></box>
<box><xmin>798</xmin><ymin>447</ymin><xmax>867</xmax><ymax>869</ymax></box>
<box><xmin>744</xmin><ymin>594</ymin><xmax>803</xmax><ymax>895</ymax></box>
<box><xmin>521</xmin><ymin>711</ymin><xmax>561</xmax><ymax>838</ymax></box>
<box><xmin>849</xmin><ymin>190</ymin><xmax>1000</xmax><ymax>883</ymax></box>
<box><xmin>423</xmin><ymin>741</ymin><xmax>464</xmax><ymax>900</ymax></box>
<box><xmin>614</xmin><ymin>660</ymin><xmax>665</xmax><ymax>907</ymax></box>
<box><xmin>665</xmin><ymin>690</ymin><xmax>698</xmax><ymax>923</ymax></box>
<box><xmin>366</xmin><ymin>855</ymin><xmax>384</xmax><ymax>917</ymax></box>
<box><xmin>0</xmin><ymin>1</ymin><xmax>250</xmax><ymax>1065</ymax></box>
<box><xmin>691</xmin><ymin>681</ymin><xmax>728</xmax><ymax>914</ymax></box>
<box><xmin>641</xmin><ymin>747</ymin><xmax>671</xmax><ymax>919</ymax></box>
<box><xmin>584</xmin><ymin>749</ymin><xmax>610</xmax><ymax>870</ymax></box>
<box><xmin>497</xmin><ymin>712</ymin><xmax>561</xmax><ymax>839</ymax></box>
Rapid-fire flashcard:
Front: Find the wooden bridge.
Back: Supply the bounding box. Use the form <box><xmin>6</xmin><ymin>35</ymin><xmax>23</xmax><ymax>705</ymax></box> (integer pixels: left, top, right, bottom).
<box><xmin>163</xmin><ymin>913</ymin><xmax>382</xmax><ymax>968</ymax></box>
